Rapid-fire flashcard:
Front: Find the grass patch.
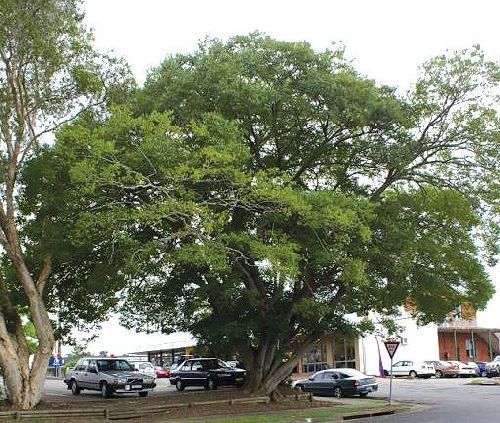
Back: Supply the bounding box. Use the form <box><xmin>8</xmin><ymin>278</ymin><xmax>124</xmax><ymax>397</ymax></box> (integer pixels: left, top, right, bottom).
<box><xmin>176</xmin><ymin>404</ymin><xmax>407</xmax><ymax>423</ymax></box>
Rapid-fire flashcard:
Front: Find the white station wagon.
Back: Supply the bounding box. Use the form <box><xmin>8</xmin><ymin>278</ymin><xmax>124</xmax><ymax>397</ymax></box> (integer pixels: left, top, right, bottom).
<box><xmin>389</xmin><ymin>360</ymin><xmax>435</xmax><ymax>378</ymax></box>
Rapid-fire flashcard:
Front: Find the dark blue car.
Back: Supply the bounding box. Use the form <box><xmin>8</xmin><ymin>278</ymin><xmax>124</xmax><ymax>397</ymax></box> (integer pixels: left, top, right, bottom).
<box><xmin>475</xmin><ymin>362</ymin><xmax>487</xmax><ymax>377</ymax></box>
<box><xmin>293</xmin><ymin>368</ymin><xmax>378</xmax><ymax>398</ymax></box>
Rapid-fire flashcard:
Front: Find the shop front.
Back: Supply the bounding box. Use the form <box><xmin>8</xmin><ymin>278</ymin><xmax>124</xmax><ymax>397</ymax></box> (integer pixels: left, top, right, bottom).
<box><xmin>296</xmin><ymin>333</ymin><xmax>359</xmax><ymax>375</ymax></box>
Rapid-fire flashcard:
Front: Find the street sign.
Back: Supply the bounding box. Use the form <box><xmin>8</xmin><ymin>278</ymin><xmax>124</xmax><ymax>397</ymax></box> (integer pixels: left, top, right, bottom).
<box><xmin>384</xmin><ymin>340</ymin><xmax>400</xmax><ymax>359</ymax></box>
<box><xmin>384</xmin><ymin>340</ymin><xmax>400</xmax><ymax>406</ymax></box>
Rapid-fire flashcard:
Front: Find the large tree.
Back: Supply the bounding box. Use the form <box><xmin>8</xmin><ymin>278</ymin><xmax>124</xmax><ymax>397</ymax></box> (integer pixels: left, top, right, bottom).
<box><xmin>34</xmin><ymin>35</ymin><xmax>499</xmax><ymax>397</ymax></box>
<box><xmin>0</xmin><ymin>0</ymin><xmax>128</xmax><ymax>408</ymax></box>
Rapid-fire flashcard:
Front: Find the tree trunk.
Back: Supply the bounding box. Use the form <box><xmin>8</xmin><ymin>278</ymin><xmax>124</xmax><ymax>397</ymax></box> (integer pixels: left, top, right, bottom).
<box><xmin>0</xmin><ymin>229</ymin><xmax>55</xmax><ymax>409</ymax></box>
<box><xmin>0</xmin><ymin>347</ymin><xmax>48</xmax><ymax>410</ymax></box>
<box><xmin>244</xmin><ymin>337</ymin><xmax>317</xmax><ymax>399</ymax></box>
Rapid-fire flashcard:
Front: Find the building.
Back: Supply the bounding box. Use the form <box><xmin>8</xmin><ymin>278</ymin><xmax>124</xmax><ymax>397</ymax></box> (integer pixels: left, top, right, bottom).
<box><xmin>294</xmin><ymin>307</ymin><xmax>500</xmax><ymax>377</ymax></box>
<box><xmin>127</xmin><ymin>309</ymin><xmax>500</xmax><ymax>376</ymax></box>
<box><xmin>127</xmin><ymin>332</ymin><xmax>196</xmax><ymax>367</ymax></box>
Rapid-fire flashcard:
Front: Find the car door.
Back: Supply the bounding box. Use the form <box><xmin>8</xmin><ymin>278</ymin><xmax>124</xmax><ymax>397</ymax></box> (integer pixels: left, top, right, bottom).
<box><xmin>71</xmin><ymin>360</ymin><xmax>85</xmax><ymax>386</ymax></box>
<box><xmin>177</xmin><ymin>360</ymin><xmax>195</xmax><ymax>386</ymax></box>
<box><xmin>190</xmin><ymin>360</ymin><xmax>207</xmax><ymax>386</ymax></box>
<box><xmin>391</xmin><ymin>361</ymin><xmax>405</xmax><ymax>376</ymax></box>
<box><xmin>304</xmin><ymin>372</ymin><xmax>326</xmax><ymax>394</ymax></box>
<box><xmin>86</xmin><ymin>359</ymin><xmax>99</xmax><ymax>390</ymax></box>
<box><xmin>78</xmin><ymin>359</ymin><xmax>90</xmax><ymax>388</ymax></box>
<box><xmin>321</xmin><ymin>371</ymin><xmax>341</xmax><ymax>395</ymax></box>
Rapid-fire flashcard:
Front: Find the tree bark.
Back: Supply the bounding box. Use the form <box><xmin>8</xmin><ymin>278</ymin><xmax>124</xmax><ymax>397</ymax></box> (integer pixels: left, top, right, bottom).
<box><xmin>0</xmin><ymin>209</ymin><xmax>55</xmax><ymax>409</ymax></box>
<box><xmin>0</xmin><ymin>252</ymin><xmax>54</xmax><ymax>409</ymax></box>
<box><xmin>243</xmin><ymin>336</ymin><xmax>319</xmax><ymax>399</ymax></box>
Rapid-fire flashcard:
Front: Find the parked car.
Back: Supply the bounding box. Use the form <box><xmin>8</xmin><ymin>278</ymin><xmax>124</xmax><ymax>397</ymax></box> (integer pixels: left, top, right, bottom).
<box><xmin>64</xmin><ymin>357</ymin><xmax>156</xmax><ymax>398</ymax></box>
<box><xmin>170</xmin><ymin>354</ymin><xmax>195</xmax><ymax>371</ymax></box>
<box><xmin>155</xmin><ymin>366</ymin><xmax>170</xmax><ymax>378</ymax></box>
<box><xmin>447</xmin><ymin>361</ymin><xmax>478</xmax><ymax>377</ymax></box>
<box><xmin>293</xmin><ymin>368</ymin><xmax>378</xmax><ymax>398</ymax></box>
<box><xmin>485</xmin><ymin>356</ymin><xmax>500</xmax><ymax>377</ymax></box>
<box><xmin>424</xmin><ymin>360</ymin><xmax>459</xmax><ymax>378</ymax></box>
<box><xmin>134</xmin><ymin>361</ymin><xmax>156</xmax><ymax>378</ymax></box>
<box><xmin>474</xmin><ymin>361</ymin><xmax>487</xmax><ymax>377</ymax></box>
<box><xmin>169</xmin><ymin>358</ymin><xmax>246</xmax><ymax>391</ymax></box>
<box><xmin>388</xmin><ymin>360</ymin><xmax>434</xmax><ymax>378</ymax></box>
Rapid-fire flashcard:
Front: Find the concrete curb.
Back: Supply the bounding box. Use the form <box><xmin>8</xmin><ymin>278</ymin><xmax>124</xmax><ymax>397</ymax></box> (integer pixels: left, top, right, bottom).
<box><xmin>341</xmin><ymin>407</ymin><xmax>396</xmax><ymax>421</ymax></box>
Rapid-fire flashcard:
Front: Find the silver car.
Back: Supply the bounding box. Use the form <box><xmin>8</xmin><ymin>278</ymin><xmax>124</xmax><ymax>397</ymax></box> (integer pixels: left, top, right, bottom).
<box><xmin>64</xmin><ymin>357</ymin><xmax>156</xmax><ymax>398</ymax></box>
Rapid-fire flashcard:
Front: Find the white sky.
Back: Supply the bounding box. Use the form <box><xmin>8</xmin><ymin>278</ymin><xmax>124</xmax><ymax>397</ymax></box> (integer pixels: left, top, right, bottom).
<box><xmin>76</xmin><ymin>0</ymin><xmax>500</xmax><ymax>355</ymax></box>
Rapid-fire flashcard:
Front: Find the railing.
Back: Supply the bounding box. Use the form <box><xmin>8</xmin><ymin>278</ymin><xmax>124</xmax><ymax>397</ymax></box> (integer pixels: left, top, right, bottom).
<box><xmin>0</xmin><ymin>393</ymin><xmax>312</xmax><ymax>421</ymax></box>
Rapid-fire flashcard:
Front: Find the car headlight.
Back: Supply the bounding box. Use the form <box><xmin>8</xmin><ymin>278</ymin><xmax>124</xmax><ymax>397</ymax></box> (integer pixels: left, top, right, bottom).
<box><xmin>118</xmin><ymin>378</ymin><xmax>127</xmax><ymax>383</ymax></box>
<box><xmin>145</xmin><ymin>378</ymin><xmax>154</xmax><ymax>384</ymax></box>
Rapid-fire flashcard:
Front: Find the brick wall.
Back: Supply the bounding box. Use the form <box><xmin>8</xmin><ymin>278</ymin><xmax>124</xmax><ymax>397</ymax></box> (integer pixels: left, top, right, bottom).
<box><xmin>438</xmin><ymin>331</ymin><xmax>491</xmax><ymax>362</ymax></box>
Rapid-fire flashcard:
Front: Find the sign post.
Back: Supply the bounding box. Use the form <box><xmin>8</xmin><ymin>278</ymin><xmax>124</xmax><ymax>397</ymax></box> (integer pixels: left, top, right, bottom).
<box><xmin>384</xmin><ymin>340</ymin><xmax>400</xmax><ymax>405</ymax></box>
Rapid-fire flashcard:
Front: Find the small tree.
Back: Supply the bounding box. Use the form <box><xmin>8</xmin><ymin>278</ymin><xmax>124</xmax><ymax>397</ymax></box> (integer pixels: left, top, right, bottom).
<box><xmin>0</xmin><ymin>0</ymin><xmax>128</xmax><ymax>409</ymax></box>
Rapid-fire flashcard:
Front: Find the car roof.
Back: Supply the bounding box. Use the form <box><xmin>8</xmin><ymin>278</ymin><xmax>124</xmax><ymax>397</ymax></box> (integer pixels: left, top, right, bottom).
<box><xmin>80</xmin><ymin>357</ymin><xmax>129</xmax><ymax>360</ymax></box>
<box><xmin>186</xmin><ymin>357</ymin><xmax>218</xmax><ymax>361</ymax></box>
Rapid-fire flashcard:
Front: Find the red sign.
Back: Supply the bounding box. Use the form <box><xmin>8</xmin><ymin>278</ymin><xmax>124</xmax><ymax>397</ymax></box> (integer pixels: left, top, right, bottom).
<box><xmin>384</xmin><ymin>340</ymin><xmax>400</xmax><ymax>359</ymax></box>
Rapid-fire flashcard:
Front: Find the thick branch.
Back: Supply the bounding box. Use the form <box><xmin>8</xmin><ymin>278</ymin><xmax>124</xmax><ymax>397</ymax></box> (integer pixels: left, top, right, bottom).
<box><xmin>36</xmin><ymin>254</ymin><xmax>52</xmax><ymax>295</ymax></box>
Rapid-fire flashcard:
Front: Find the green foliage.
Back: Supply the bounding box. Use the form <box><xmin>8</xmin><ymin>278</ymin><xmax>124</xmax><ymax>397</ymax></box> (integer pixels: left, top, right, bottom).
<box><xmin>22</xmin><ymin>34</ymin><xmax>499</xmax><ymax>390</ymax></box>
<box><xmin>0</xmin><ymin>0</ymin><xmax>132</xmax><ymax>339</ymax></box>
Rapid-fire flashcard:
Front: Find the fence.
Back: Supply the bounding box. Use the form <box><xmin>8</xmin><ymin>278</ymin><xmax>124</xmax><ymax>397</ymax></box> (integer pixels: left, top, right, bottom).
<box><xmin>0</xmin><ymin>393</ymin><xmax>312</xmax><ymax>421</ymax></box>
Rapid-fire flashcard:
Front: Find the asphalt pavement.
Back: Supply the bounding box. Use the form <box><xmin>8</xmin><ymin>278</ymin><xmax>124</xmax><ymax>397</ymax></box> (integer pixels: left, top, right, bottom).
<box><xmin>353</xmin><ymin>377</ymin><xmax>499</xmax><ymax>422</ymax></box>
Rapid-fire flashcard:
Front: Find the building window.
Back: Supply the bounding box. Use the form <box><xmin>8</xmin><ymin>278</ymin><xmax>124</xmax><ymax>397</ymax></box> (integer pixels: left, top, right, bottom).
<box><xmin>302</xmin><ymin>342</ymin><xmax>328</xmax><ymax>373</ymax></box>
<box><xmin>333</xmin><ymin>336</ymin><xmax>356</xmax><ymax>368</ymax></box>
<box><xmin>465</xmin><ymin>339</ymin><xmax>474</xmax><ymax>358</ymax></box>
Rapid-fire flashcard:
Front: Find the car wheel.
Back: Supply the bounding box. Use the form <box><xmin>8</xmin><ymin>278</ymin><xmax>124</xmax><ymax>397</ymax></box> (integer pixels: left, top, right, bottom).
<box><xmin>360</xmin><ymin>392</ymin><xmax>368</xmax><ymax>398</ymax></box>
<box><xmin>70</xmin><ymin>380</ymin><xmax>81</xmax><ymax>395</ymax></box>
<box><xmin>480</xmin><ymin>370</ymin><xmax>486</xmax><ymax>377</ymax></box>
<box><xmin>435</xmin><ymin>370</ymin><xmax>443</xmax><ymax>378</ymax></box>
<box><xmin>333</xmin><ymin>387</ymin><xmax>342</xmax><ymax>398</ymax></box>
<box><xmin>176</xmin><ymin>379</ymin><xmax>185</xmax><ymax>391</ymax></box>
<box><xmin>409</xmin><ymin>371</ymin><xmax>417</xmax><ymax>379</ymax></box>
<box><xmin>139</xmin><ymin>391</ymin><xmax>148</xmax><ymax>397</ymax></box>
<box><xmin>101</xmin><ymin>382</ymin><xmax>111</xmax><ymax>398</ymax></box>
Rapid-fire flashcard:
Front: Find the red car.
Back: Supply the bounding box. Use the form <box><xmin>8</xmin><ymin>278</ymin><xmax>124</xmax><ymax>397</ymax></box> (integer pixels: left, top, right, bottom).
<box><xmin>155</xmin><ymin>366</ymin><xmax>170</xmax><ymax>378</ymax></box>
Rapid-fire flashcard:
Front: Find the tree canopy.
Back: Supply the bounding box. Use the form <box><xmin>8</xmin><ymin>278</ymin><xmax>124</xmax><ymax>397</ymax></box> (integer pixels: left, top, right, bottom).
<box><xmin>25</xmin><ymin>34</ymin><xmax>499</xmax><ymax>395</ymax></box>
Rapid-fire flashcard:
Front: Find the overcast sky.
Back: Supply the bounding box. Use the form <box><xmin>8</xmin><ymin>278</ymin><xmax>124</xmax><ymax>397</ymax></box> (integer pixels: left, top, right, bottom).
<box><xmin>76</xmin><ymin>0</ymin><xmax>500</xmax><ymax>355</ymax></box>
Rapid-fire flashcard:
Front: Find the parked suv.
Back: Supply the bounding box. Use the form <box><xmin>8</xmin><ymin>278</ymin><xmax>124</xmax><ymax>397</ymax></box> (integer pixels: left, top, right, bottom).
<box><xmin>64</xmin><ymin>357</ymin><xmax>156</xmax><ymax>398</ymax></box>
<box><xmin>169</xmin><ymin>358</ymin><xmax>246</xmax><ymax>391</ymax></box>
<box><xmin>486</xmin><ymin>356</ymin><xmax>500</xmax><ymax>377</ymax></box>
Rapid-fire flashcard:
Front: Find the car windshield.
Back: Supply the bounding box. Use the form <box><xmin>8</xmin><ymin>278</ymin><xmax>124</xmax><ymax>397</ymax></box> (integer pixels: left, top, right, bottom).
<box><xmin>97</xmin><ymin>359</ymin><xmax>135</xmax><ymax>371</ymax></box>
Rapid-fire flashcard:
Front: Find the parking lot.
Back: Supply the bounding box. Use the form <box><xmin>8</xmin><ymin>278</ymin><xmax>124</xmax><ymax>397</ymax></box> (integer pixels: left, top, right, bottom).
<box><xmin>358</xmin><ymin>376</ymin><xmax>500</xmax><ymax>422</ymax></box>
<box><xmin>40</xmin><ymin>375</ymin><xmax>500</xmax><ymax>423</ymax></box>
